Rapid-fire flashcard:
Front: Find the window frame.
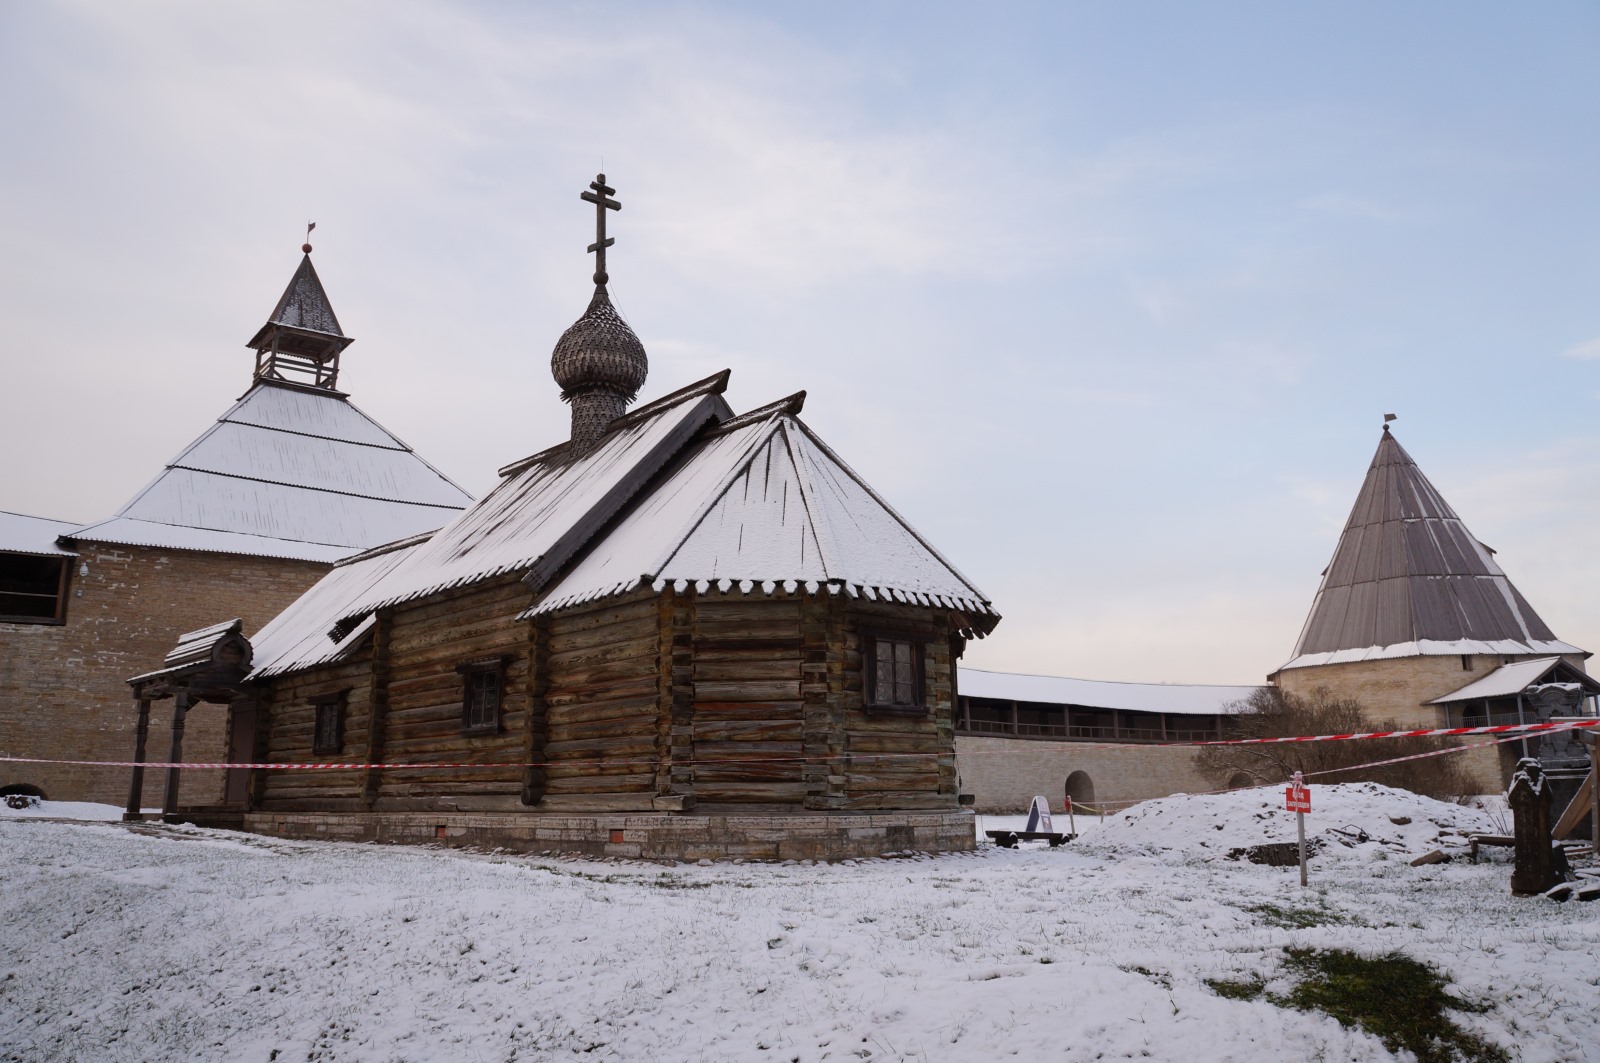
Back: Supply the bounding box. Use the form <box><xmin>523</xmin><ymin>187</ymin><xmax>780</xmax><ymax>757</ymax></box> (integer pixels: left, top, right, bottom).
<box><xmin>456</xmin><ymin>656</ymin><xmax>509</xmax><ymax>736</ymax></box>
<box><xmin>863</xmin><ymin>630</ymin><xmax>927</xmax><ymax>715</ymax></box>
<box><xmin>310</xmin><ymin>691</ymin><xmax>348</xmax><ymax>756</ymax></box>
<box><xmin>0</xmin><ymin>552</ymin><xmax>71</xmax><ymax>625</ymax></box>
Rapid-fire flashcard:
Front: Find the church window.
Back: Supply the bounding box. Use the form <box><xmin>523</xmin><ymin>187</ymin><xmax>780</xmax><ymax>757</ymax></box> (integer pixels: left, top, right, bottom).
<box><xmin>0</xmin><ymin>553</ymin><xmax>69</xmax><ymax>624</ymax></box>
<box><xmin>866</xmin><ymin>634</ymin><xmax>923</xmax><ymax>712</ymax></box>
<box><xmin>457</xmin><ymin>658</ymin><xmax>508</xmax><ymax>735</ymax></box>
<box><xmin>311</xmin><ymin>692</ymin><xmax>347</xmax><ymax>755</ymax></box>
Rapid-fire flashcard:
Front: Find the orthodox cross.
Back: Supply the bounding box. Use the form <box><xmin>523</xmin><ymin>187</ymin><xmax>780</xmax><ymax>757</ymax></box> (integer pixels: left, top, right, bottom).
<box><xmin>581</xmin><ymin>173</ymin><xmax>620</xmax><ymax>286</ymax></box>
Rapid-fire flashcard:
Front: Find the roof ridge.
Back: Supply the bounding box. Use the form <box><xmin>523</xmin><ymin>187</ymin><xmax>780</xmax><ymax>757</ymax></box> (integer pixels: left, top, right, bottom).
<box><xmin>497</xmin><ymin>369</ymin><xmax>733</xmax><ymax>479</ymax></box>
<box><xmin>332</xmin><ymin>529</ymin><xmax>437</xmax><ymax>568</ymax></box>
<box><xmin>640</xmin><ymin>416</ymin><xmax>790</xmax><ymax>579</ymax></box>
<box><xmin>784</xmin><ymin>418</ymin><xmax>992</xmax><ymax>608</ymax></box>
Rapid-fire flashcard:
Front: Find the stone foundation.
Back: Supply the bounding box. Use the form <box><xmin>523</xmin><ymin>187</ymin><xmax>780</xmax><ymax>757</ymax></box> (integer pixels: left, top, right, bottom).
<box><xmin>174</xmin><ymin>809</ymin><xmax>977</xmax><ymax>862</ymax></box>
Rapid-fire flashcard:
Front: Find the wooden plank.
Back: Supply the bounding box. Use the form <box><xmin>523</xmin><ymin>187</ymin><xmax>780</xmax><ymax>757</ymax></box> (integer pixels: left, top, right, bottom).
<box><xmin>692</xmin><ymin>659</ymin><xmax>801</xmax><ymax>682</ymax></box>
<box><xmin>694</xmin><ymin>679</ymin><xmax>802</xmax><ymax>702</ymax></box>
<box><xmin>547</xmin><ymin>635</ymin><xmax>658</xmax><ymax>673</ymax></box>
<box><xmin>690</xmin><ymin>718</ymin><xmax>803</xmax><ymax>743</ymax></box>
<box><xmin>693</xmin><ymin>700</ymin><xmax>804</xmax><ymax>720</ymax></box>
<box><xmin>1554</xmin><ymin>769</ymin><xmax>1595</xmax><ymax>839</ymax></box>
<box><xmin>693</xmin><ymin>618</ymin><xmax>801</xmax><ymax>641</ymax></box>
<box><xmin>692</xmin><ymin>598</ymin><xmax>802</xmax><ymax>623</ymax></box>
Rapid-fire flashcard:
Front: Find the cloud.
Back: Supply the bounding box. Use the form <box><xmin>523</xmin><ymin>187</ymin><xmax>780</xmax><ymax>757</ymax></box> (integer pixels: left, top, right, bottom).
<box><xmin>1560</xmin><ymin>336</ymin><xmax>1600</xmax><ymax>360</ymax></box>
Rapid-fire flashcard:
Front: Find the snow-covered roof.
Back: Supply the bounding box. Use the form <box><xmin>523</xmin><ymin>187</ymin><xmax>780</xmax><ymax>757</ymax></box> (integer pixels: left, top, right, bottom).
<box><xmin>1278</xmin><ymin>429</ymin><xmax>1586</xmax><ymax>672</ymax></box>
<box><xmin>1280</xmin><ymin>638</ymin><xmax>1586</xmax><ymax>671</ymax></box>
<box><xmin>325</xmin><ymin>372</ymin><xmax>735</xmax><ymax>622</ymax></box>
<box><xmin>67</xmin><ymin>382</ymin><xmax>472</xmax><ymax>562</ymax></box>
<box><xmin>959</xmin><ymin>668</ymin><xmax>1258</xmax><ymax>716</ymax></box>
<box><xmin>530</xmin><ymin>397</ymin><xmax>995</xmax><ymax>624</ymax></box>
<box><xmin>248</xmin><ymin>535</ymin><xmax>428</xmax><ymax>679</ymax></box>
<box><xmin>1428</xmin><ymin>656</ymin><xmax>1600</xmax><ymax>704</ymax></box>
<box><xmin>0</xmin><ymin>510</ymin><xmax>79</xmax><ymax>557</ymax></box>
<box><xmin>246</xmin><ymin>369</ymin><xmax>998</xmax><ymax>675</ymax></box>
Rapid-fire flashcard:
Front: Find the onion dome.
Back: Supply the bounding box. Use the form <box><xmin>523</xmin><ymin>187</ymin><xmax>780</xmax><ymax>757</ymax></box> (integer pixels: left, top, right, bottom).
<box><xmin>550</xmin><ymin>288</ymin><xmax>648</xmax><ymax>403</ymax></box>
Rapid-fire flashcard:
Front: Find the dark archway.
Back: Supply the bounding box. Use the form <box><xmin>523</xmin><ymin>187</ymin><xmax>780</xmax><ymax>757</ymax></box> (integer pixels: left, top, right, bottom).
<box><xmin>1064</xmin><ymin>770</ymin><xmax>1095</xmax><ymax>809</ymax></box>
<box><xmin>1227</xmin><ymin>772</ymin><xmax>1253</xmax><ymax>791</ymax></box>
<box><xmin>0</xmin><ymin>783</ymin><xmax>47</xmax><ymax>800</ymax></box>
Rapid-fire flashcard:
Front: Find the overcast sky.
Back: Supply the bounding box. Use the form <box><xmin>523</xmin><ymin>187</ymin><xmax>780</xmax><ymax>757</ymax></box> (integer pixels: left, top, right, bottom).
<box><xmin>2</xmin><ymin>1</ymin><xmax>1597</xmax><ymax>685</ymax></box>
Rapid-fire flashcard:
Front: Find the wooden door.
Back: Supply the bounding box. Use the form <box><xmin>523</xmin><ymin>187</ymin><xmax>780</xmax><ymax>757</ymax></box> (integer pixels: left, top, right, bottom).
<box><xmin>224</xmin><ymin>703</ymin><xmax>256</xmax><ymax>806</ymax></box>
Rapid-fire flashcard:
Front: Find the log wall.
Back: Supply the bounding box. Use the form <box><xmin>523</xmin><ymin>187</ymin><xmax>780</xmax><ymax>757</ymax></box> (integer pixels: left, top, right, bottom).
<box><xmin>837</xmin><ymin>598</ymin><xmax>961</xmax><ymax>812</ymax></box>
<box><xmin>542</xmin><ymin>592</ymin><xmax>660</xmax><ymax>799</ymax></box>
<box><xmin>690</xmin><ymin>595</ymin><xmax>805</xmax><ymax>807</ymax></box>
<box><xmin>257</xmin><ymin>657</ymin><xmax>372</xmax><ymax>808</ymax></box>
<box><xmin>253</xmin><ymin>583</ymin><xmax>966</xmax><ymax>818</ymax></box>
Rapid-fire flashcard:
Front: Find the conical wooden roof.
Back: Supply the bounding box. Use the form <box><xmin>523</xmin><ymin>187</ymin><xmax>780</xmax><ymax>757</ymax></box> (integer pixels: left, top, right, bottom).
<box><xmin>1278</xmin><ymin>429</ymin><xmax>1585</xmax><ymax>671</ymax></box>
<box><xmin>258</xmin><ymin>254</ymin><xmax>344</xmax><ymax>338</ymax></box>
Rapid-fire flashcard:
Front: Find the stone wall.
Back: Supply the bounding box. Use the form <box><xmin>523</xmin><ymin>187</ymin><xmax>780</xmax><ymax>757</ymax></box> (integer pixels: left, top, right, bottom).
<box><xmin>1273</xmin><ymin>652</ymin><xmax>1591</xmax><ymax>792</ymax></box>
<box><xmin>188</xmin><ymin>809</ymin><xmax>977</xmax><ymax>861</ymax></box>
<box><xmin>0</xmin><ymin>542</ymin><xmax>327</xmax><ymax>807</ymax></box>
<box><xmin>955</xmin><ymin>735</ymin><xmax>1217</xmax><ymax>813</ymax></box>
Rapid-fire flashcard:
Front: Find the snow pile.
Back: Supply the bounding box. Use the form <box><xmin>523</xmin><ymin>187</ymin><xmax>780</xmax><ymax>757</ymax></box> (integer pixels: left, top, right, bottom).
<box><xmin>1081</xmin><ymin>782</ymin><xmax>1501</xmax><ymax>863</ymax></box>
<box><xmin>0</xmin><ymin>799</ymin><xmax>129</xmax><ymax>821</ymax></box>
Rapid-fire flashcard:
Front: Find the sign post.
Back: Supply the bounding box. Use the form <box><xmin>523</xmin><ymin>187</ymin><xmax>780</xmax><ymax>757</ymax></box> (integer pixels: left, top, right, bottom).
<box><xmin>1065</xmin><ymin>795</ymin><xmax>1076</xmax><ymax>838</ymax></box>
<box><xmin>1286</xmin><ymin>771</ymin><xmax>1311</xmax><ymax>886</ymax></box>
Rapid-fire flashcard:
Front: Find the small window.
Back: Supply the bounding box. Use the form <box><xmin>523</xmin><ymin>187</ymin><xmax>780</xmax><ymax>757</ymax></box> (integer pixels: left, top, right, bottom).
<box><xmin>457</xmin><ymin>658</ymin><xmax>508</xmax><ymax>735</ymax></box>
<box><xmin>311</xmin><ymin>692</ymin><xmax>347</xmax><ymax>755</ymax></box>
<box><xmin>866</xmin><ymin>634</ymin><xmax>924</xmax><ymax>712</ymax></box>
<box><xmin>0</xmin><ymin>553</ymin><xmax>69</xmax><ymax>624</ymax></box>
<box><xmin>1460</xmin><ymin>654</ymin><xmax>1473</xmax><ymax>671</ymax></box>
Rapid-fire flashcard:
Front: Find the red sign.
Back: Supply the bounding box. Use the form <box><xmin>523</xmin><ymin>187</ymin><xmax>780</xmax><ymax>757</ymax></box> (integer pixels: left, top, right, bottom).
<box><xmin>1285</xmin><ymin>786</ymin><xmax>1311</xmax><ymax>814</ymax></box>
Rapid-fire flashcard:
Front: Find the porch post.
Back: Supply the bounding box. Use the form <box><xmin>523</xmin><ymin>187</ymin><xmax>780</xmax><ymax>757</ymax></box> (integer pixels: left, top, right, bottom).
<box><xmin>161</xmin><ymin>691</ymin><xmax>191</xmax><ymax>817</ymax></box>
<box><xmin>123</xmin><ymin>694</ymin><xmax>152</xmax><ymax>822</ymax></box>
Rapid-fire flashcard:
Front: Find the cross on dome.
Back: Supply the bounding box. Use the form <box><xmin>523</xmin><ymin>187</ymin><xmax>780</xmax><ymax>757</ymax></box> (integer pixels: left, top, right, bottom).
<box><xmin>580</xmin><ymin>174</ymin><xmax>621</xmax><ymax>287</ymax></box>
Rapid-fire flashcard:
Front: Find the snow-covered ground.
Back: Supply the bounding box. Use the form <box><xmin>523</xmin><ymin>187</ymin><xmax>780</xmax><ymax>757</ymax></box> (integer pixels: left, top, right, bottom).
<box><xmin>3</xmin><ymin>786</ymin><xmax>1597</xmax><ymax>1062</ymax></box>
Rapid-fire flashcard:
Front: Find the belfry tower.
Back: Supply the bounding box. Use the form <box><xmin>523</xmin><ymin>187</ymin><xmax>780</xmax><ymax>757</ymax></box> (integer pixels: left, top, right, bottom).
<box><xmin>551</xmin><ymin>173</ymin><xmax>649</xmax><ymax>453</ymax></box>
<box><xmin>247</xmin><ymin>235</ymin><xmax>353</xmax><ymax>392</ymax></box>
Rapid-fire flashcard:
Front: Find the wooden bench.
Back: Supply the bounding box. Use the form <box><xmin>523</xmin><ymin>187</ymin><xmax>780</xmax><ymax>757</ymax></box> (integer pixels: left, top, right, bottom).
<box><xmin>1468</xmin><ymin>834</ymin><xmax>1514</xmax><ymax>863</ymax></box>
<box><xmin>985</xmin><ymin>830</ymin><xmax>1075</xmax><ymax>848</ymax></box>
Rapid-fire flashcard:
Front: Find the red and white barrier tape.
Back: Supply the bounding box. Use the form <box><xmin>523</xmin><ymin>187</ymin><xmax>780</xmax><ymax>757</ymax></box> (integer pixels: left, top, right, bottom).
<box><xmin>1193</xmin><ymin>718</ymin><xmax>1598</xmax><ymax>746</ymax></box>
<box><xmin>1</xmin><ymin>719</ymin><xmax>1590</xmax><ymax>774</ymax></box>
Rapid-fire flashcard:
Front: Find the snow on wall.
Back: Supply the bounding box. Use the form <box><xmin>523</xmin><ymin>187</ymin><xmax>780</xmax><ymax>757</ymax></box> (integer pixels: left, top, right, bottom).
<box><xmin>959</xmin><ymin>667</ymin><xmax>1260</xmax><ymax>716</ymax></box>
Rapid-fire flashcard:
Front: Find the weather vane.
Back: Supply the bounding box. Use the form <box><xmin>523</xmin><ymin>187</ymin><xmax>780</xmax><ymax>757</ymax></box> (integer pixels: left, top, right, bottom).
<box><xmin>580</xmin><ymin>174</ymin><xmax>620</xmax><ymax>287</ymax></box>
<box><xmin>1383</xmin><ymin>412</ymin><xmax>1397</xmax><ymax>432</ymax></box>
<box><xmin>302</xmin><ymin>221</ymin><xmax>316</xmax><ymax>254</ymax></box>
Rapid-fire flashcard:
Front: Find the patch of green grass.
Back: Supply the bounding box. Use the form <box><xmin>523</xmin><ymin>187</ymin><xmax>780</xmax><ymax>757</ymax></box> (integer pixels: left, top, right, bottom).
<box><xmin>1203</xmin><ymin>975</ymin><xmax>1266</xmax><ymax>1001</ymax></box>
<box><xmin>1279</xmin><ymin>948</ymin><xmax>1506</xmax><ymax>1063</ymax></box>
<box><xmin>1242</xmin><ymin>901</ymin><xmax>1351</xmax><ymax>929</ymax></box>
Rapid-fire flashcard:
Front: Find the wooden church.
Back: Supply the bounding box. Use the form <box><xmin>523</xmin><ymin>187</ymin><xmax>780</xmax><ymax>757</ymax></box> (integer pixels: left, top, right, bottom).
<box><xmin>142</xmin><ymin>176</ymin><xmax>999</xmax><ymax>860</ymax></box>
<box><xmin>0</xmin><ymin>245</ymin><xmax>472</xmax><ymax>809</ymax></box>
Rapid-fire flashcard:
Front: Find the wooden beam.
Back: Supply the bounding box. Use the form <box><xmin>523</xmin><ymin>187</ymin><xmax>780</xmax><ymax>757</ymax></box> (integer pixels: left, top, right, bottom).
<box><xmin>161</xmin><ymin>692</ymin><xmax>191</xmax><ymax>817</ymax></box>
<box><xmin>361</xmin><ymin>611</ymin><xmax>391</xmax><ymax>808</ymax></box>
<box><xmin>1552</xmin><ymin>768</ymin><xmax>1594</xmax><ymax>840</ymax></box>
<box><xmin>521</xmin><ymin>614</ymin><xmax>550</xmax><ymax>805</ymax></box>
<box><xmin>123</xmin><ymin>695</ymin><xmax>151</xmax><ymax>821</ymax></box>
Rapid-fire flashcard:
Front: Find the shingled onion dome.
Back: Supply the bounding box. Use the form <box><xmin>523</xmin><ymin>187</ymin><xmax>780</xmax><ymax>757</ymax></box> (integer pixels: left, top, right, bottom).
<box><xmin>551</xmin><ymin>287</ymin><xmax>648</xmax><ymax>453</ymax></box>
